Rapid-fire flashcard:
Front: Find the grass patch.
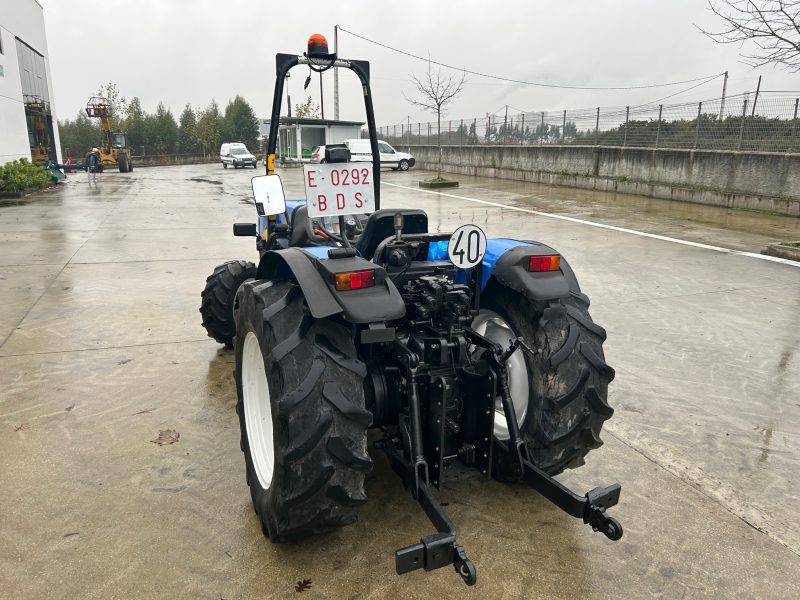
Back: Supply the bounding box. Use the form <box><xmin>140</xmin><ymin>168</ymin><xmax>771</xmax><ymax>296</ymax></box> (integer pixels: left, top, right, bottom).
<box><xmin>782</xmin><ymin>241</ymin><xmax>800</xmax><ymax>248</ymax></box>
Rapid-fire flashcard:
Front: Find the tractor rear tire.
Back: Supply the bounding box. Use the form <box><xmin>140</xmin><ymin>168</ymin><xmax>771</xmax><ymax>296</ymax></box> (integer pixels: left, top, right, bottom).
<box><xmin>200</xmin><ymin>260</ymin><xmax>257</xmax><ymax>347</ymax></box>
<box><xmin>234</xmin><ymin>280</ymin><xmax>372</xmax><ymax>541</ymax></box>
<box><xmin>481</xmin><ymin>284</ymin><xmax>615</xmax><ymax>477</ymax></box>
<box><xmin>118</xmin><ymin>153</ymin><xmax>129</xmax><ymax>173</ymax></box>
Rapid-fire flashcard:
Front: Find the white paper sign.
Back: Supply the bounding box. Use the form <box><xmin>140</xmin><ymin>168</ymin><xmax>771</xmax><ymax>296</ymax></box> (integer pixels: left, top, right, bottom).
<box><xmin>303</xmin><ymin>164</ymin><xmax>375</xmax><ymax>218</ymax></box>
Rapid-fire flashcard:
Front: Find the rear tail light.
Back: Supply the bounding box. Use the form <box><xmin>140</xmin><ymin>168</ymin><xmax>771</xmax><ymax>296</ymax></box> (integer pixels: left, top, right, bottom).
<box><xmin>334</xmin><ymin>270</ymin><xmax>375</xmax><ymax>291</ymax></box>
<box><xmin>527</xmin><ymin>255</ymin><xmax>561</xmax><ymax>272</ymax></box>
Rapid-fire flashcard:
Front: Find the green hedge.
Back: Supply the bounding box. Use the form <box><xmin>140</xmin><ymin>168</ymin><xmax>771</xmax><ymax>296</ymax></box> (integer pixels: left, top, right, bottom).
<box><xmin>0</xmin><ymin>159</ymin><xmax>51</xmax><ymax>193</ymax></box>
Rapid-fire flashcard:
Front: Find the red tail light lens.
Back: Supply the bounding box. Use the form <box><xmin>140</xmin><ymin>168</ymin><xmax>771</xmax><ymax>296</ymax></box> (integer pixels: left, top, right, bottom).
<box><xmin>334</xmin><ymin>270</ymin><xmax>375</xmax><ymax>291</ymax></box>
<box><xmin>527</xmin><ymin>255</ymin><xmax>561</xmax><ymax>272</ymax></box>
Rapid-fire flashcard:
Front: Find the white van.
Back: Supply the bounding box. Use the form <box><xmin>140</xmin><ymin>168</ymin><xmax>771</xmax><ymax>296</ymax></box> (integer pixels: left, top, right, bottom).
<box><xmin>342</xmin><ymin>139</ymin><xmax>415</xmax><ymax>171</ymax></box>
<box><xmin>220</xmin><ymin>143</ymin><xmax>258</xmax><ymax>169</ymax></box>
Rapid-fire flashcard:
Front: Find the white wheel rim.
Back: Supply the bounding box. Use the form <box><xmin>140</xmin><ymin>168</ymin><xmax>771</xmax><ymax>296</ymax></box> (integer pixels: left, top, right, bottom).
<box><xmin>242</xmin><ymin>331</ymin><xmax>275</xmax><ymax>489</ymax></box>
<box><xmin>471</xmin><ymin>310</ymin><xmax>530</xmax><ymax>441</ymax></box>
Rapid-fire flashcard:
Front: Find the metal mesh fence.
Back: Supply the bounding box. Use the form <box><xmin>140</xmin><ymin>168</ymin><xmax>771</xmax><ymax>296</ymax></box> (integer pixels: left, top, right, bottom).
<box><xmin>376</xmin><ymin>92</ymin><xmax>800</xmax><ymax>153</ymax></box>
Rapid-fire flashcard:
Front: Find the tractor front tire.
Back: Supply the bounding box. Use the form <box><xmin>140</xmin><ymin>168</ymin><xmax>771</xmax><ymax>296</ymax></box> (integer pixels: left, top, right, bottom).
<box><xmin>481</xmin><ymin>285</ymin><xmax>615</xmax><ymax>478</ymax></box>
<box><xmin>235</xmin><ymin>280</ymin><xmax>372</xmax><ymax>541</ymax></box>
<box><xmin>200</xmin><ymin>260</ymin><xmax>257</xmax><ymax>347</ymax></box>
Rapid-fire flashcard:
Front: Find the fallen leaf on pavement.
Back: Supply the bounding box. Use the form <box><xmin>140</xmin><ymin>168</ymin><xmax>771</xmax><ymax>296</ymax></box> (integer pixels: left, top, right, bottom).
<box><xmin>151</xmin><ymin>429</ymin><xmax>180</xmax><ymax>445</ymax></box>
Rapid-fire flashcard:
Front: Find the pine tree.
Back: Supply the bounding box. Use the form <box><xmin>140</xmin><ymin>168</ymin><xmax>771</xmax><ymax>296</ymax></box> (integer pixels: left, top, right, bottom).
<box><xmin>195</xmin><ymin>100</ymin><xmax>224</xmax><ymax>157</ymax></box>
<box><xmin>223</xmin><ymin>95</ymin><xmax>260</xmax><ymax>149</ymax></box>
<box><xmin>124</xmin><ymin>97</ymin><xmax>147</xmax><ymax>154</ymax></box>
<box><xmin>178</xmin><ymin>104</ymin><xmax>199</xmax><ymax>154</ymax></box>
<box><xmin>150</xmin><ymin>102</ymin><xmax>179</xmax><ymax>154</ymax></box>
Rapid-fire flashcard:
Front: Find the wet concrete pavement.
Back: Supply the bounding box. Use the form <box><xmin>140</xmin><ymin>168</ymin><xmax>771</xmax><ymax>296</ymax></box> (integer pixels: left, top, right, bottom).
<box><xmin>1</xmin><ymin>164</ymin><xmax>798</xmax><ymax>598</ymax></box>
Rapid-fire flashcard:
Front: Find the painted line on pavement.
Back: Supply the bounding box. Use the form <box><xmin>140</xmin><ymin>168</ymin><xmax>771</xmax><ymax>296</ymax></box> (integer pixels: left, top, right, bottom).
<box><xmin>381</xmin><ymin>181</ymin><xmax>800</xmax><ymax>268</ymax></box>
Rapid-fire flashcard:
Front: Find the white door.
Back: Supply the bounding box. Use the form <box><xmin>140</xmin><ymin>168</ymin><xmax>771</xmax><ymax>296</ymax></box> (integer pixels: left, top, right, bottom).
<box><xmin>378</xmin><ymin>142</ymin><xmax>398</xmax><ymax>167</ymax></box>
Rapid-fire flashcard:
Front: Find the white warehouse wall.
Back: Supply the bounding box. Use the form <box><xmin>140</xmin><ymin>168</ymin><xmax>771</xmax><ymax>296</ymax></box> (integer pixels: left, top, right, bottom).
<box><xmin>0</xmin><ymin>0</ymin><xmax>61</xmax><ymax>165</ymax></box>
<box><xmin>326</xmin><ymin>125</ymin><xmax>362</xmax><ymax>144</ymax></box>
<box><xmin>0</xmin><ymin>25</ymin><xmax>31</xmax><ymax>163</ymax></box>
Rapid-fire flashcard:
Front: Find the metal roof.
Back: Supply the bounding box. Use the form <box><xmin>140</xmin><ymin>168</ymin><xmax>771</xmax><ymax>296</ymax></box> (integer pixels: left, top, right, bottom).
<box><xmin>260</xmin><ymin>117</ymin><xmax>364</xmax><ymax>127</ymax></box>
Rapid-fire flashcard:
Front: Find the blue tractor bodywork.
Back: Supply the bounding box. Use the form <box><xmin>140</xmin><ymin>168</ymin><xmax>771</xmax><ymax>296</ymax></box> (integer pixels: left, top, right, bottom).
<box><xmin>258</xmin><ymin>199</ymin><xmax>581</xmax><ymax>306</ymax></box>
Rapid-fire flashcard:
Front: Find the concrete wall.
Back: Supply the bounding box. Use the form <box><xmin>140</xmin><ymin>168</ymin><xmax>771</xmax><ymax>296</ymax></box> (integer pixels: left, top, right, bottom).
<box><xmin>0</xmin><ymin>0</ymin><xmax>60</xmax><ymax>165</ymax></box>
<box><xmin>407</xmin><ymin>145</ymin><xmax>800</xmax><ymax>217</ymax></box>
<box><xmin>130</xmin><ymin>154</ymin><xmax>217</xmax><ymax>167</ymax></box>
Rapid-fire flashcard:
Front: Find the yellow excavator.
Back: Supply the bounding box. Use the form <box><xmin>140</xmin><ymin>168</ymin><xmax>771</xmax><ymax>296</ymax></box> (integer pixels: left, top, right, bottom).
<box><xmin>85</xmin><ymin>96</ymin><xmax>133</xmax><ymax>172</ymax></box>
<box><xmin>24</xmin><ymin>95</ymin><xmax>53</xmax><ymax>165</ymax></box>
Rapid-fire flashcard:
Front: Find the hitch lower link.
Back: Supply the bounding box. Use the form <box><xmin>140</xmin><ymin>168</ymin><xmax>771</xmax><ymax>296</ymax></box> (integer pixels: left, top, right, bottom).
<box><xmin>384</xmin><ymin>333</ymin><xmax>623</xmax><ymax>587</ymax></box>
<box><xmin>482</xmin><ymin>329</ymin><xmax>625</xmax><ymax>543</ymax></box>
<box><xmin>393</xmin><ymin>483</ymin><xmax>477</xmax><ymax>586</ymax></box>
<box><xmin>480</xmin><ymin>329</ymin><xmax>625</xmax><ymax>542</ymax></box>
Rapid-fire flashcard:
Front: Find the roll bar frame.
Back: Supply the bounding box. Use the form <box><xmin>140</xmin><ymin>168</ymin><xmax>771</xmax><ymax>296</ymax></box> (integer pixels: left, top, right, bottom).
<box><xmin>266</xmin><ymin>53</ymin><xmax>381</xmax><ymax>210</ymax></box>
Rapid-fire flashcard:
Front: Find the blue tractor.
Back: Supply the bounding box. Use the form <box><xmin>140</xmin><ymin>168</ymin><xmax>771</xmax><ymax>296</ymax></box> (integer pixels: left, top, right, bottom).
<box><xmin>200</xmin><ymin>34</ymin><xmax>622</xmax><ymax>586</ymax></box>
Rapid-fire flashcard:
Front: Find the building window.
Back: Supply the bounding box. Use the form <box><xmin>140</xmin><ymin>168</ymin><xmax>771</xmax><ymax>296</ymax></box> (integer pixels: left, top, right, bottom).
<box><xmin>15</xmin><ymin>38</ymin><xmax>49</xmax><ymax>103</ymax></box>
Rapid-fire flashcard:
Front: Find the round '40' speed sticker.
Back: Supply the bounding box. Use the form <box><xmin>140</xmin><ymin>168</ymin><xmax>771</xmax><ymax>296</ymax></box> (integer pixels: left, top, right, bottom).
<box><xmin>448</xmin><ymin>224</ymin><xmax>487</xmax><ymax>269</ymax></box>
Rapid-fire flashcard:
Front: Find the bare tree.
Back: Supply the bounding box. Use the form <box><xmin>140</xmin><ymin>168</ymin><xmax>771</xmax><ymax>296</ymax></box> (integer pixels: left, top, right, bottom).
<box><xmin>698</xmin><ymin>0</ymin><xmax>800</xmax><ymax>71</ymax></box>
<box><xmin>295</xmin><ymin>96</ymin><xmax>321</xmax><ymax>119</ymax></box>
<box><xmin>406</xmin><ymin>62</ymin><xmax>466</xmax><ymax>178</ymax></box>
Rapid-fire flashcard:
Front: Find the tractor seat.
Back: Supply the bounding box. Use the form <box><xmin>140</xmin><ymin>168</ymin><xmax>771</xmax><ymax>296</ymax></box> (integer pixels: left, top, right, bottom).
<box><xmin>355</xmin><ymin>209</ymin><xmax>428</xmax><ymax>260</ymax></box>
<box><xmin>289</xmin><ymin>204</ymin><xmax>319</xmax><ymax>247</ymax></box>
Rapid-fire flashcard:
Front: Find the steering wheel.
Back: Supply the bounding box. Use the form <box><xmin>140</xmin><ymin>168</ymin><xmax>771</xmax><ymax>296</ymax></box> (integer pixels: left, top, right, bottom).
<box><xmin>292</xmin><ymin>209</ymin><xmax>369</xmax><ymax>248</ymax></box>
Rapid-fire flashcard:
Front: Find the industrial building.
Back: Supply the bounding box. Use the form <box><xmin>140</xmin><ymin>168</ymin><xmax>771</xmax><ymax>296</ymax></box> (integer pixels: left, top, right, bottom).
<box><xmin>259</xmin><ymin>117</ymin><xmax>363</xmax><ymax>161</ymax></box>
<box><xmin>0</xmin><ymin>0</ymin><xmax>60</xmax><ymax>165</ymax></box>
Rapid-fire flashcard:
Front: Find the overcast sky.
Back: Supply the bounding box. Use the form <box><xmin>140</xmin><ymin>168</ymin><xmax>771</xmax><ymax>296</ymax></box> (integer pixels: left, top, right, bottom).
<box><xmin>42</xmin><ymin>0</ymin><xmax>799</xmax><ymax>126</ymax></box>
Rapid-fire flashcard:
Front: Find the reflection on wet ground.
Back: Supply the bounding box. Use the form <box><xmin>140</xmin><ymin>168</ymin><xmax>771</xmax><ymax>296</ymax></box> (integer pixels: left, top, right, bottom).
<box><xmin>0</xmin><ymin>164</ymin><xmax>798</xmax><ymax>598</ymax></box>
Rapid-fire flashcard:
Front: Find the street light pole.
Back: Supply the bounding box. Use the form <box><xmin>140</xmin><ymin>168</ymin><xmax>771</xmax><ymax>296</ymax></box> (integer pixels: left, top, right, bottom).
<box><xmin>719</xmin><ymin>70</ymin><xmax>728</xmax><ymax>119</ymax></box>
<box><xmin>286</xmin><ymin>73</ymin><xmax>291</xmax><ymax>118</ymax></box>
<box><xmin>334</xmin><ymin>25</ymin><xmax>339</xmax><ymax>120</ymax></box>
<box><xmin>320</xmin><ymin>71</ymin><xmax>325</xmax><ymax>119</ymax></box>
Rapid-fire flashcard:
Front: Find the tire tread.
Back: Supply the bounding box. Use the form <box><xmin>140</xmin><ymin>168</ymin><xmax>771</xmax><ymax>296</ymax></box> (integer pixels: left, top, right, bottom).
<box><xmin>235</xmin><ymin>280</ymin><xmax>370</xmax><ymax>541</ymax></box>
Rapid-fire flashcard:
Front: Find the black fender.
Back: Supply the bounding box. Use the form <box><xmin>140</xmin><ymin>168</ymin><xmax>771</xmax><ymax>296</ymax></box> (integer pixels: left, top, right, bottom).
<box><xmin>256</xmin><ymin>247</ymin><xmax>406</xmax><ymax>323</ymax></box>
<box><xmin>490</xmin><ymin>243</ymin><xmax>581</xmax><ymax>302</ymax></box>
